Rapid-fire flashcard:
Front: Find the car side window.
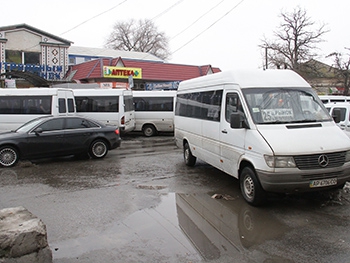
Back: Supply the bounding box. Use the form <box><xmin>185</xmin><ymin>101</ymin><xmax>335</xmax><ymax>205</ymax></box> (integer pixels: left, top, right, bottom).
<box><xmin>65</xmin><ymin>118</ymin><xmax>93</xmax><ymax>129</ymax></box>
<box><xmin>37</xmin><ymin>119</ymin><xmax>64</xmax><ymax>132</ymax></box>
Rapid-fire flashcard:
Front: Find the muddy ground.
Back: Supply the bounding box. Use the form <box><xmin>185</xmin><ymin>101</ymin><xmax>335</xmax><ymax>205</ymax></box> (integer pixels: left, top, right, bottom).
<box><xmin>0</xmin><ymin>133</ymin><xmax>349</xmax><ymax>263</ymax></box>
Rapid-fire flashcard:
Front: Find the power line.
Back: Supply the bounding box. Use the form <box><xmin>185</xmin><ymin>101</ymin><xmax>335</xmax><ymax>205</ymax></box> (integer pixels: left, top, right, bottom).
<box><xmin>170</xmin><ymin>0</ymin><xmax>226</xmax><ymax>41</ymax></box>
<box><xmin>151</xmin><ymin>0</ymin><xmax>184</xmax><ymax>21</ymax></box>
<box><xmin>21</xmin><ymin>1</ymin><xmax>129</xmax><ymax>52</ymax></box>
<box><xmin>104</xmin><ymin>0</ymin><xmax>185</xmax><ymax>48</ymax></box>
<box><xmin>60</xmin><ymin>0</ymin><xmax>129</xmax><ymax>36</ymax></box>
<box><xmin>172</xmin><ymin>0</ymin><xmax>246</xmax><ymax>55</ymax></box>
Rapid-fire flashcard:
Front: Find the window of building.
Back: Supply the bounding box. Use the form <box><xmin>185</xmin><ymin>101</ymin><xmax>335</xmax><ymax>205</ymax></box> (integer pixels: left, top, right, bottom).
<box><xmin>24</xmin><ymin>52</ymin><xmax>40</xmax><ymax>64</ymax></box>
<box><xmin>5</xmin><ymin>50</ymin><xmax>21</xmax><ymax>64</ymax></box>
<box><xmin>5</xmin><ymin>50</ymin><xmax>40</xmax><ymax>65</ymax></box>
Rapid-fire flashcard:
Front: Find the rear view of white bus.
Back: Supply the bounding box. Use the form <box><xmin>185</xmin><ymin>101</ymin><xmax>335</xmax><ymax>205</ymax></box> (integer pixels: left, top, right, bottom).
<box><xmin>133</xmin><ymin>90</ymin><xmax>176</xmax><ymax>136</ymax></box>
<box><xmin>73</xmin><ymin>89</ymin><xmax>135</xmax><ymax>134</ymax></box>
<box><xmin>0</xmin><ymin>88</ymin><xmax>75</xmax><ymax>132</ymax></box>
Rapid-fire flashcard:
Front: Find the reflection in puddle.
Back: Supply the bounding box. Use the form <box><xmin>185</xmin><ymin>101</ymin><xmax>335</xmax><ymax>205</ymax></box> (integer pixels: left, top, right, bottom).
<box><xmin>52</xmin><ymin>193</ymin><xmax>293</xmax><ymax>262</ymax></box>
<box><xmin>176</xmin><ymin>193</ymin><xmax>292</xmax><ymax>262</ymax></box>
<box><xmin>52</xmin><ymin>193</ymin><xmax>201</xmax><ymax>261</ymax></box>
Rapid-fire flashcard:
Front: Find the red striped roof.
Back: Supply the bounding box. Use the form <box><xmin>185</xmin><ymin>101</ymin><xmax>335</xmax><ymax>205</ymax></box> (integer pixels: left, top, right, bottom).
<box><xmin>67</xmin><ymin>57</ymin><xmax>221</xmax><ymax>82</ymax></box>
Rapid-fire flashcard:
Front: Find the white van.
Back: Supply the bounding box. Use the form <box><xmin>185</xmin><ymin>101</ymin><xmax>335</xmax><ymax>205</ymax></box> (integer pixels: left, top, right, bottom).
<box><xmin>0</xmin><ymin>88</ymin><xmax>75</xmax><ymax>132</ymax></box>
<box><xmin>132</xmin><ymin>90</ymin><xmax>176</xmax><ymax>136</ymax></box>
<box><xmin>325</xmin><ymin>102</ymin><xmax>350</xmax><ymax>132</ymax></box>
<box><xmin>174</xmin><ymin>69</ymin><xmax>350</xmax><ymax>206</ymax></box>
<box><xmin>73</xmin><ymin>89</ymin><xmax>135</xmax><ymax>134</ymax></box>
<box><xmin>318</xmin><ymin>95</ymin><xmax>350</xmax><ymax>104</ymax></box>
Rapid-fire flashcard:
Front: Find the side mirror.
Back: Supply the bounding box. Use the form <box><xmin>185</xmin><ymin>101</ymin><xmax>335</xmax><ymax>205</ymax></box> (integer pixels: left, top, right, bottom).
<box><xmin>332</xmin><ymin>108</ymin><xmax>341</xmax><ymax>123</ymax></box>
<box><xmin>230</xmin><ymin>112</ymin><xmax>249</xmax><ymax>129</ymax></box>
<box><xmin>34</xmin><ymin>127</ymin><xmax>43</xmax><ymax>135</ymax></box>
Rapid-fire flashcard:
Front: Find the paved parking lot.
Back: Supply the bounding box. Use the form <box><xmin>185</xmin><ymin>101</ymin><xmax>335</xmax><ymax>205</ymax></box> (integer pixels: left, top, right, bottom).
<box><xmin>0</xmin><ymin>134</ymin><xmax>349</xmax><ymax>263</ymax></box>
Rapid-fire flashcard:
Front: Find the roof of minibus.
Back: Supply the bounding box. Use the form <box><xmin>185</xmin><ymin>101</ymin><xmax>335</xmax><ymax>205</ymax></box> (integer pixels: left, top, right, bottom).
<box><xmin>132</xmin><ymin>90</ymin><xmax>177</xmax><ymax>97</ymax></box>
<box><xmin>0</xmin><ymin>88</ymin><xmax>73</xmax><ymax>95</ymax></box>
<box><xmin>177</xmin><ymin>69</ymin><xmax>310</xmax><ymax>91</ymax></box>
<box><xmin>72</xmin><ymin>88</ymin><xmax>130</xmax><ymax>95</ymax></box>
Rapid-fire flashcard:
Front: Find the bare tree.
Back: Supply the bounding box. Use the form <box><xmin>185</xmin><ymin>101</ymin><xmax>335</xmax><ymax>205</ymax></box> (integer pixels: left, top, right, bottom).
<box><xmin>327</xmin><ymin>49</ymin><xmax>350</xmax><ymax>95</ymax></box>
<box><xmin>261</xmin><ymin>7</ymin><xmax>328</xmax><ymax>71</ymax></box>
<box><xmin>105</xmin><ymin>19</ymin><xmax>171</xmax><ymax>60</ymax></box>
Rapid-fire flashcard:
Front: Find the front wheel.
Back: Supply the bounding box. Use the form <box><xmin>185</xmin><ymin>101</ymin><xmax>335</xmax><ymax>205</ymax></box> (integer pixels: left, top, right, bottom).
<box><xmin>184</xmin><ymin>142</ymin><xmax>196</xmax><ymax>166</ymax></box>
<box><xmin>240</xmin><ymin>166</ymin><xmax>267</xmax><ymax>206</ymax></box>
<box><xmin>0</xmin><ymin>146</ymin><xmax>19</xmax><ymax>167</ymax></box>
<box><xmin>89</xmin><ymin>140</ymin><xmax>108</xmax><ymax>159</ymax></box>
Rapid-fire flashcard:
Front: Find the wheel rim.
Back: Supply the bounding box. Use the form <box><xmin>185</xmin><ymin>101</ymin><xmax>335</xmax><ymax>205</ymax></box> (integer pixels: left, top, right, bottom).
<box><xmin>243</xmin><ymin>176</ymin><xmax>255</xmax><ymax>200</ymax></box>
<box><xmin>144</xmin><ymin>127</ymin><xmax>153</xmax><ymax>136</ymax></box>
<box><xmin>0</xmin><ymin>148</ymin><xmax>17</xmax><ymax>167</ymax></box>
<box><xmin>92</xmin><ymin>142</ymin><xmax>107</xmax><ymax>158</ymax></box>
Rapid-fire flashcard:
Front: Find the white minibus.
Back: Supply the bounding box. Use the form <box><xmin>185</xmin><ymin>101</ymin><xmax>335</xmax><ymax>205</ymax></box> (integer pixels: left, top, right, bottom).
<box><xmin>133</xmin><ymin>90</ymin><xmax>176</xmax><ymax>136</ymax></box>
<box><xmin>0</xmin><ymin>88</ymin><xmax>75</xmax><ymax>132</ymax></box>
<box><xmin>73</xmin><ymin>89</ymin><xmax>135</xmax><ymax>134</ymax></box>
<box><xmin>174</xmin><ymin>69</ymin><xmax>350</xmax><ymax>206</ymax></box>
<box><xmin>325</xmin><ymin>102</ymin><xmax>350</xmax><ymax>133</ymax></box>
<box><xmin>318</xmin><ymin>95</ymin><xmax>350</xmax><ymax>104</ymax></box>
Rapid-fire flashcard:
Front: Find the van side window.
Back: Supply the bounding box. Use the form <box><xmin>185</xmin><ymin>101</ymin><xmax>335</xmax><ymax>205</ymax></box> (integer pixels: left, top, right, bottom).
<box><xmin>58</xmin><ymin>98</ymin><xmax>66</xmax><ymax>113</ymax></box>
<box><xmin>0</xmin><ymin>96</ymin><xmax>52</xmax><ymax>114</ymax></box>
<box><xmin>75</xmin><ymin>96</ymin><xmax>119</xmax><ymax>112</ymax></box>
<box><xmin>333</xmin><ymin>107</ymin><xmax>346</xmax><ymax>121</ymax></box>
<box><xmin>124</xmin><ymin>96</ymin><xmax>134</xmax><ymax>111</ymax></box>
<box><xmin>176</xmin><ymin>90</ymin><xmax>222</xmax><ymax>121</ymax></box>
<box><xmin>68</xmin><ymin>98</ymin><xmax>75</xmax><ymax>113</ymax></box>
<box><xmin>133</xmin><ymin>97</ymin><xmax>173</xmax><ymax>112</ymax></box>
<box><xmin>225</xmin><ymin>93</ymin><xmax>244</xmax><ymax>122</ymax></box>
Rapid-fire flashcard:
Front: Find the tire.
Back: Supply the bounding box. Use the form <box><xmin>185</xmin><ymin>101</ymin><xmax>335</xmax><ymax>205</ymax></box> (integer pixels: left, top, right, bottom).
<box><xmin>240</xmin><ymin>166</ymin><xmax>267</xmax><ymax>206</ymax></box>
<box><xmin>184</xmin><ymin>142</ymin><xmax>196</xmax><ymax>166</ymax></box>
<box><xmin>142</xmin><ymin>124</ymin><xmax>156</xmax><ymax>137</ymax></box>
<box><xmin>0</xmin><ymin>146</ymin><xmax>19</xmax><ymax>167</ymax></box>
<box><xmin>89</xmin><ymin>140</ymin><xmax>108</xmax><ymax>159</ymax></box>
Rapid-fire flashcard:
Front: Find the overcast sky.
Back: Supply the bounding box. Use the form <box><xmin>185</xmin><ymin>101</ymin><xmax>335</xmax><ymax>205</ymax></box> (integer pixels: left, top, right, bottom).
<box><xmin>2</xmin><ymin>0</ymin><xmax>349</xmax><ymax>71</ymax></box>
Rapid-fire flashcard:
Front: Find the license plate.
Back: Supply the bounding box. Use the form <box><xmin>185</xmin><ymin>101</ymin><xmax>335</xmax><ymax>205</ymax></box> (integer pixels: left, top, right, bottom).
<box><xmin>309</xmin><ymin>178</ymin><xmax>337</xmax><ymax>188</ymax></box>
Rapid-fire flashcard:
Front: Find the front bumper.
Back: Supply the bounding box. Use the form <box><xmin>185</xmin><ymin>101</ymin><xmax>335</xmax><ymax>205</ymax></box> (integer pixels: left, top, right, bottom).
<box><xmin>256</xmin><ymin>162</ymin><xmax>350</xmax><ymax>193</ymax></box>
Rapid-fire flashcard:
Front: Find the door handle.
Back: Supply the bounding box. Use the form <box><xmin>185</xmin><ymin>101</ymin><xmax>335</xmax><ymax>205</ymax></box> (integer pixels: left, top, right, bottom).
<box><xmin>221</xmin><ymin>130</ymin><xmax>228</xmax><ymax>134</ymax></box>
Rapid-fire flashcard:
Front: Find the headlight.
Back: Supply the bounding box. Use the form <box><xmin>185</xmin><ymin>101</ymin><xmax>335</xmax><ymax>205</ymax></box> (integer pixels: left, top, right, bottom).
<box><xmin>264</xmin><ymin>155</ymin><xmax>296</xmax><ymax>168</ymax></box>
<box><xmin>346</xmin><ymin>150</ymin><xmax>350</xmax><ymax>162</ymax></box>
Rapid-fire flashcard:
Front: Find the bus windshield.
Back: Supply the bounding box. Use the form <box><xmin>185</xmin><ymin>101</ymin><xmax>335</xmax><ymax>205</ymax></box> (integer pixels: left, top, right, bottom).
<box><xmin>242</xmin><ymin>88</ymin><xmax>332</xmax><ymax>124</ymax></box>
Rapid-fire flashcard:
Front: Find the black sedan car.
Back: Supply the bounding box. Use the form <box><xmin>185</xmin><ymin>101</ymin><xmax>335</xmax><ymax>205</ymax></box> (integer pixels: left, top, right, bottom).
<box><xmin>0</xmin><ymin>116</ymin><xmax>121</xmax><ymax>167</ymax></box>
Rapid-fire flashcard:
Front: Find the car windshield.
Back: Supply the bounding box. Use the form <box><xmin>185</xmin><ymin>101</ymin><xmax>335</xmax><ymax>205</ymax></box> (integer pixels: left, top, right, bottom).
<box><xmin>15</xmin><ymin>118</ymin><xmax>47</xmax><ymax>133</ymax></box>
<box><xmin>242</xmin><ymin>87</ymin><xmax>332</xmax><ymax>124</ymax></box>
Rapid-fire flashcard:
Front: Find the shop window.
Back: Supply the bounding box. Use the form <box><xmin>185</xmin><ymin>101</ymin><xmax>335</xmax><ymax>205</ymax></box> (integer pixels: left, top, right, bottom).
<box><xmin>5</xmin><ymin>50</ymin><xmax>40</xmax><ymax>65</ymax></box>
<box><xmin>5</xmin><ymin>50</ymin><xmax>21</xmax><ymax>64</ymax></box>
<box><xmin>24</xmin><ymin>52</ymin><xmax>40</xmax><ymax>64</ymax></box>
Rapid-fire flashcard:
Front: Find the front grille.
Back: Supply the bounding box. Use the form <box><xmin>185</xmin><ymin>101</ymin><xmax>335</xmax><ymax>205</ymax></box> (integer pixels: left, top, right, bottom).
<box><xmin>294</xmin><ymin>151</ymin><xmax>346</xmax><ymax>170</ymax></box>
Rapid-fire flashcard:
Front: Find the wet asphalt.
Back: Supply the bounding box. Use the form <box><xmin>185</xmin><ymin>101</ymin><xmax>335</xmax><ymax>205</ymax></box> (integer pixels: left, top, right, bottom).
<box><xmin>0</xmin><ymin>132</ymin><xmax>349</xmax><ymax>263</ymax></box>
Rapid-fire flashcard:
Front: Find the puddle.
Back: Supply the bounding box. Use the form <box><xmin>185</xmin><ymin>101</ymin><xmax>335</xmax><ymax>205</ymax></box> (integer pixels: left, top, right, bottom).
<box><xmin>51</xmin><ymin>193</ymin><xmax>291</xmax><ymax>262</ymax></box>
